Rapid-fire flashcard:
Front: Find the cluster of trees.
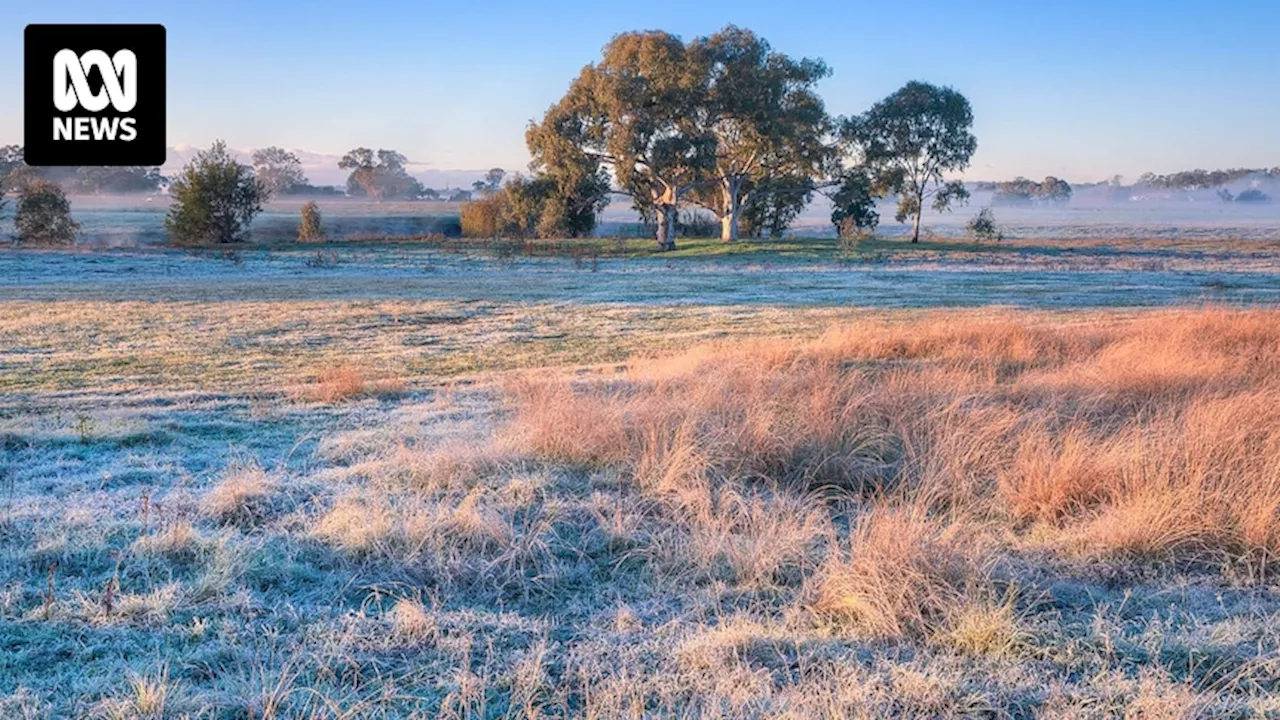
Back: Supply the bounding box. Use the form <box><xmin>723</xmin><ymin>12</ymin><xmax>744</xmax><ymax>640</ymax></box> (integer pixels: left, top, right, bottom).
<box><xmin>338</xmin><ymin>148</ymin><xmax>424</xmax><ymax>200</ymax></box>
<box><xmin>1136</xmin><ymin>167</ymin><xmax>1280</xmax><ymax>191</ymax></box>
<box><xmin>6</xmin><ymin>26</ymin><xmax>987</xmax><ymax>249</ymax></box>
<box><xmin>1</xmin><ymin>145</ymin><xmax>165</xmax><ymax>194</ymax></box>
<box><xmin>991</xmin><ymin>176</ymin><xmax>1073</xmax><ymax>206</ymax></box>
<box><xmin>489</xmin><ymin>26</ymin><xmax>976</xmax><ymax>248</ymax></box>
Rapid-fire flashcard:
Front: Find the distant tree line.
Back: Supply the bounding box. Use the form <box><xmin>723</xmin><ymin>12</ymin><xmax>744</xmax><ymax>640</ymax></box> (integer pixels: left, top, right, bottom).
<box><xmin>1136</xmin><ymin>167</ymin><xmax>1280</xmax><ymax>191</ymax></box>
<box><xmin>1</xmin><ymin>145</ymin><xmax>165</xmax><ymax>194</ymax></box>
<box><xmin>990</xmin><ymin>176</ymin><xmax>1073</xmax><ymax>206</ymax></box>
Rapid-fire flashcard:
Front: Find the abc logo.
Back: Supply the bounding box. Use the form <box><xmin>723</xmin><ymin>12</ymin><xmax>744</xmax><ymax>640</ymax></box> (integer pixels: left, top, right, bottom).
<box><xmin>52</xmin><ymin>49</ymin><xmax>139</xmax><ymax>141</ymax></box>
<box><xmin>24</xmin><ymin>24</ymin><xmax>166</xmax><ymax>167</ymax></box>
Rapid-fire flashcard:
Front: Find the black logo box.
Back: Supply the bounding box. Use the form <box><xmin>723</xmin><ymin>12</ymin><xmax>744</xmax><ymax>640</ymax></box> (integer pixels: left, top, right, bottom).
<box><xmin>24</xmin><ymin>24</ymin><xmax>166</xmax><ymax>167</ymax></box>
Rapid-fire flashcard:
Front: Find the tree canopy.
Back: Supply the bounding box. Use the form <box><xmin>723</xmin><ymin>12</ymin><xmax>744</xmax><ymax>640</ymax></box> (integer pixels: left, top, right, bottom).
<box><xmin>252</xmin><ymin>147</ymin><xmax>308</xmax><ymax>197</ymax></box>
<box><xmin>165</xmin><ymin>140</ymin><xmax>267</xmax><ymax>245</ymax></box>
<box><xmin>338</xmin><ymin>148</ymin><xmax>423</xmax><ymax>200</ymax></box>
<box><xmin>685</xmin><ymin>25</ymin><xmax>833</xmax><ymax>242</ymax></box>
<box><xmin>529</xmin><ymin>30</ymin><xmax>716</xmax><ymax>250</ymax></box>
<box><xmin>842</xmin><ymin>81</ymin><xmax>976</xmax><ymax>242</ymax></box>
<box><xmin>992</xmin><ymin>176</ymin><xmax>1072</xmax><ymax>206</ymax></box>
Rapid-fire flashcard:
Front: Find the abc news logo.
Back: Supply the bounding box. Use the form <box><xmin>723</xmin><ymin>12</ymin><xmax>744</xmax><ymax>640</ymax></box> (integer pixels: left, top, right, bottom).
<box><xmin>24</xmin><ymin>24</ymin><xmax>165</xmax><ymax>166</ymax></box>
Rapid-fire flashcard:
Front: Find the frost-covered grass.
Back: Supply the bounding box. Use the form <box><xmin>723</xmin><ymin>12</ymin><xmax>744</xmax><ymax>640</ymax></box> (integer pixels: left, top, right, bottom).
<box><xmin>2</xmin><ymin>251</ymin><xmax>1280</xmax><ymax>716</ymax></box>
<box><xmin>3</xmin><ymin>240</ymin><xmax>1280</xmax><ymax>309</ymax></box>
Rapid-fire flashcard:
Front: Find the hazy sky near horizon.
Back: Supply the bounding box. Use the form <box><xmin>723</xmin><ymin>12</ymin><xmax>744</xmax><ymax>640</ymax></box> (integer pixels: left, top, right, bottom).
<box><xmin>2</xmin><ymin>0</ymin><xmax>1277</xmax><ymax>182</ymax></box>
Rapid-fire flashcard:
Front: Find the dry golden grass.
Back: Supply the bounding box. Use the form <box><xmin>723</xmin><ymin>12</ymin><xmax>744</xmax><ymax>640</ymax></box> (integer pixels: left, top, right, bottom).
<box><xmin>14</xmin><ymin>300</ymin><xmax>1280</xmax><ymax>715</ymax></box>
<box><xmin>502</xmin><ymin>308</ymin><xmax>1280</xmax><ymax>637</ymax></box>
<box><xmin>387</xmin><ymin>597</ymin><xmax>437</xmax><ymax>644</ymax></box>
<box><xmin>201</xmin><ymin>464</ymin><xmax>279</xmax><ymax>528</ymax></box>
<box><xmin>298</xmin><ymin>364</ymin><xmax>405</xmax><ymax>403</ymax></box>
<box><xmin>811</xmin><ymin>507</ymin><xmax>983</xmax><ymax>639</ymax></box>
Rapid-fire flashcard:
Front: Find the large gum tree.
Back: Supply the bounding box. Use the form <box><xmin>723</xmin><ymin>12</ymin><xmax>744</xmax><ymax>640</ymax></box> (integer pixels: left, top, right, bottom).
<box><xmin>529</xmin><ymin>31</ymin><xmax>713</xmax><ymax>250</ymax></box>
<box><xmin>687</xmin><ymin>26</ymin><xmax>833</xmax><ymax>243</ymax></box>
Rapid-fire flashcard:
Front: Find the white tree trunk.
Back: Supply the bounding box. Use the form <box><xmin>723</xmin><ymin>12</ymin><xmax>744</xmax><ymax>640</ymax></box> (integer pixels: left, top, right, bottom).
<box><xmin>655</xmin><ymin>203</ymin><xmax>677</xmax><ymax>251</ymax></box>
<box><xmin>911</xmin><ymin>193</ymin><xmax>923</xmax><ymax>243</ymax></box>
<box><xmin>719</xmin><ymin>177</ymin><xmax>742</xmax><ymax>243</ymax></box>
<box><xmin>720</xmin><ymin>214</ymin><xmax>739</xmax><ymax>243</ymax></box>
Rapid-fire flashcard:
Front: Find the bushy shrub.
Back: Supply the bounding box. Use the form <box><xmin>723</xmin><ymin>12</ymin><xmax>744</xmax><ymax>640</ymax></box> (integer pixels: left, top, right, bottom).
<box><xmin>165</xmin><ymin>140</ymin><xmax>266</xmax><ymax>245</ymax></box>
<box><xmin>967</xmin><ymin>207</ymin><xmax>1001</xmax><ymax>241</ymax></box>
<box><xmin>1236</xmin><ymin>188</ymin><xmax>1271</xmax><ymax>203</ymax></box>
<box><xmin>460</xmin><ymin>192</ymin><xmax>510</xmax><ymax>238</ymax></box>
<box><xmin>14</xmin><ymin>180</ymin><xmax>79</xmax><ymax>246</ymax></box>
<box><xmin>460</xmin><ymin>173</ymin><xmax>605</xmax><ymax>239</ymax></box>
<box><xmin>298</xmin><ymin>201</ymin><xmax>325</xmax><ymax>241</ymax></box>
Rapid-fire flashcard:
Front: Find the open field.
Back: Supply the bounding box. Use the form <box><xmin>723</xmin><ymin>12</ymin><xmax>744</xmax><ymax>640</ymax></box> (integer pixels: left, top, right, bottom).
<box><xmin>3</xmin><ymin>238</ymin><xmax>1280</xmax><ymax>309</ymax></box>
<box><xmin>4</xmin><ymin>192</ymin><xmax>1279</xmax><ymax>247</ymax></box>
<box><xmin>2</xmin><ymin>246</ymin><xmax>1280</xmax><ymax>717</ymax></box>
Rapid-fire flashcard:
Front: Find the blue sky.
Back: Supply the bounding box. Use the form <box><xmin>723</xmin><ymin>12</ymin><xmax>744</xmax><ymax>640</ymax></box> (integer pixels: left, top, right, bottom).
<box><xmin>3</xmin><ymin>0</ymin><xmax>1278</xmax><ymax>182</ymax></box>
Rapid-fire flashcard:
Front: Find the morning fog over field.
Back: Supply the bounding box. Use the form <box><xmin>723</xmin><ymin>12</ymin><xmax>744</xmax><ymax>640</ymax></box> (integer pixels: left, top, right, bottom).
<box><xmin>2</xmin><ymin>2</ymin><xmax>1280</xmax><ymax>718</ymax></box>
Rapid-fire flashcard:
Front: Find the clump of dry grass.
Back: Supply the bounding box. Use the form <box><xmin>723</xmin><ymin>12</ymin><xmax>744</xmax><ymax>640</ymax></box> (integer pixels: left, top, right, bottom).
<box><xmin>131</xmin><ymin>521</ymin><xmax>202</xmax><ymax>561</ymax></box>
<box><xmin>298</xmin><ymin>364</ymin><xmax>405</xmax><ymax>403</ymax></box>
<box><xmin>311</xmin><ymin>489</ymin><xmax>553</xmax><ymax>592</ymax></box>
<box><xmin>201</xmin><ymin>464</ymin><xmax>279</xmax><ymax>528</ymax></box>
<box><xmin>503</xmin><ymin>308</ymin><xmax>1280</xmax><ymax>578</ymax></box>
<box><xmin>354</xmin><ymin>439</ymin><xmax>510</xmax><ymax>493</ymax></box>
<box><xmin>809</xmin><ymin>507</ymin><xmax>987</xmax><ymax>639</ymax></box>
<box><xmin>388</xmin><ymin>597</ymin><xmax>437</xmax><ymax>644</ymax></box>
<box><xmin>935</xmin><ymin>590</ymin><xmax>1029</xmax><ymax>657</ymax></box>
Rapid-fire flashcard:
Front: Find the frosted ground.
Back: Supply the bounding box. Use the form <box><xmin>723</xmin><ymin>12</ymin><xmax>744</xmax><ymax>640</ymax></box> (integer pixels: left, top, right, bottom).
<box><xmin>2</xmin><ymin>223</ymin><xmax>1280</xmax><ymax>715</ymax></box>
<box><xmin>3</xmin><ymin>239</ymin><xmax>1280</xmax><ymax>308</ymax></box>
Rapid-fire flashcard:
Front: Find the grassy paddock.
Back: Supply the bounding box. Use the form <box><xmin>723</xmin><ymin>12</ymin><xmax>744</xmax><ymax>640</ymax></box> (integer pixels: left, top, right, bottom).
<box><xmin>2</xmin><ymin>304</ymin><xmax>1280</xmax><ymax>716</ymax></box>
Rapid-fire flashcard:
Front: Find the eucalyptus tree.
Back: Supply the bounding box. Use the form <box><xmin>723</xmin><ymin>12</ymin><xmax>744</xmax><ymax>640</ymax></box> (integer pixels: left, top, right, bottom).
<box><xmin>686</xmin><ymin>26</ymin><xmax>833</xmax><ymax>242</ymax></box>
<box><xmin>251</xmin><ymin>147</ymin><xmax>307</xmax><ymax>197</ymax></box>
<box><xmin>338</xmin><ymin>148</ymin><xmax>423</xmax><ymax>200</ymax></box>
<box><xmin>528</xmin><ymin>30</ymin><xmax>714</xmax><ymax>250</ymax></box>
<box><xmin>842</xmin><ymin>81</ymin><xmax>976</xmax><ymax>243</ymax></box>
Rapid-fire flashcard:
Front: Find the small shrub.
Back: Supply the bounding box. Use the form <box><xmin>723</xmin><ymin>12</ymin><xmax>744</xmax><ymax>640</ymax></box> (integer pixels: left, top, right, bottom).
<box><xmin>297</xmin><ymin>201</ymin><xmax>325</xmax><ymax>241</ymax></box>
<box><xmin>14</xmin><ymin>180</ymin><xmax>79</xmax><ymax>246</ymax></box>
<box><xmin>967</xmin><ymin>207</ymin><xmax>1000</xmax><ymax>242</ymax></box>
<box><xmin>831</xmin><ymin>168</ymin><xmax>880</xmax><ymax>239</ymax></box>
<box><xmin>1235</xmin><ymin>188</ymin><xmax>1270</xmax><ymax>203</ymax></box>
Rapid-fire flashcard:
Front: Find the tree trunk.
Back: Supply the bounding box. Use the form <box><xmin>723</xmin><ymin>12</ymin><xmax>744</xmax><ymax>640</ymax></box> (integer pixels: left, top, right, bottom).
<box><xmin>720</xmin><ymin>213</ymin><xmax>739</xmax><ymax>244</ymax></box>
<box><xmin>720</xmin><ymin>177</ymin><xmax>742</xmax><ymax>243</ymax></box>
<box><xmin>655</xmin><ymin>203</ymin><xmax>677</xmax><ymax>251</ymax></box>
<box><xmin>911</xmin><ymin>194</ymin><xmax>923</xmax><ymax>243</ymax></box>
